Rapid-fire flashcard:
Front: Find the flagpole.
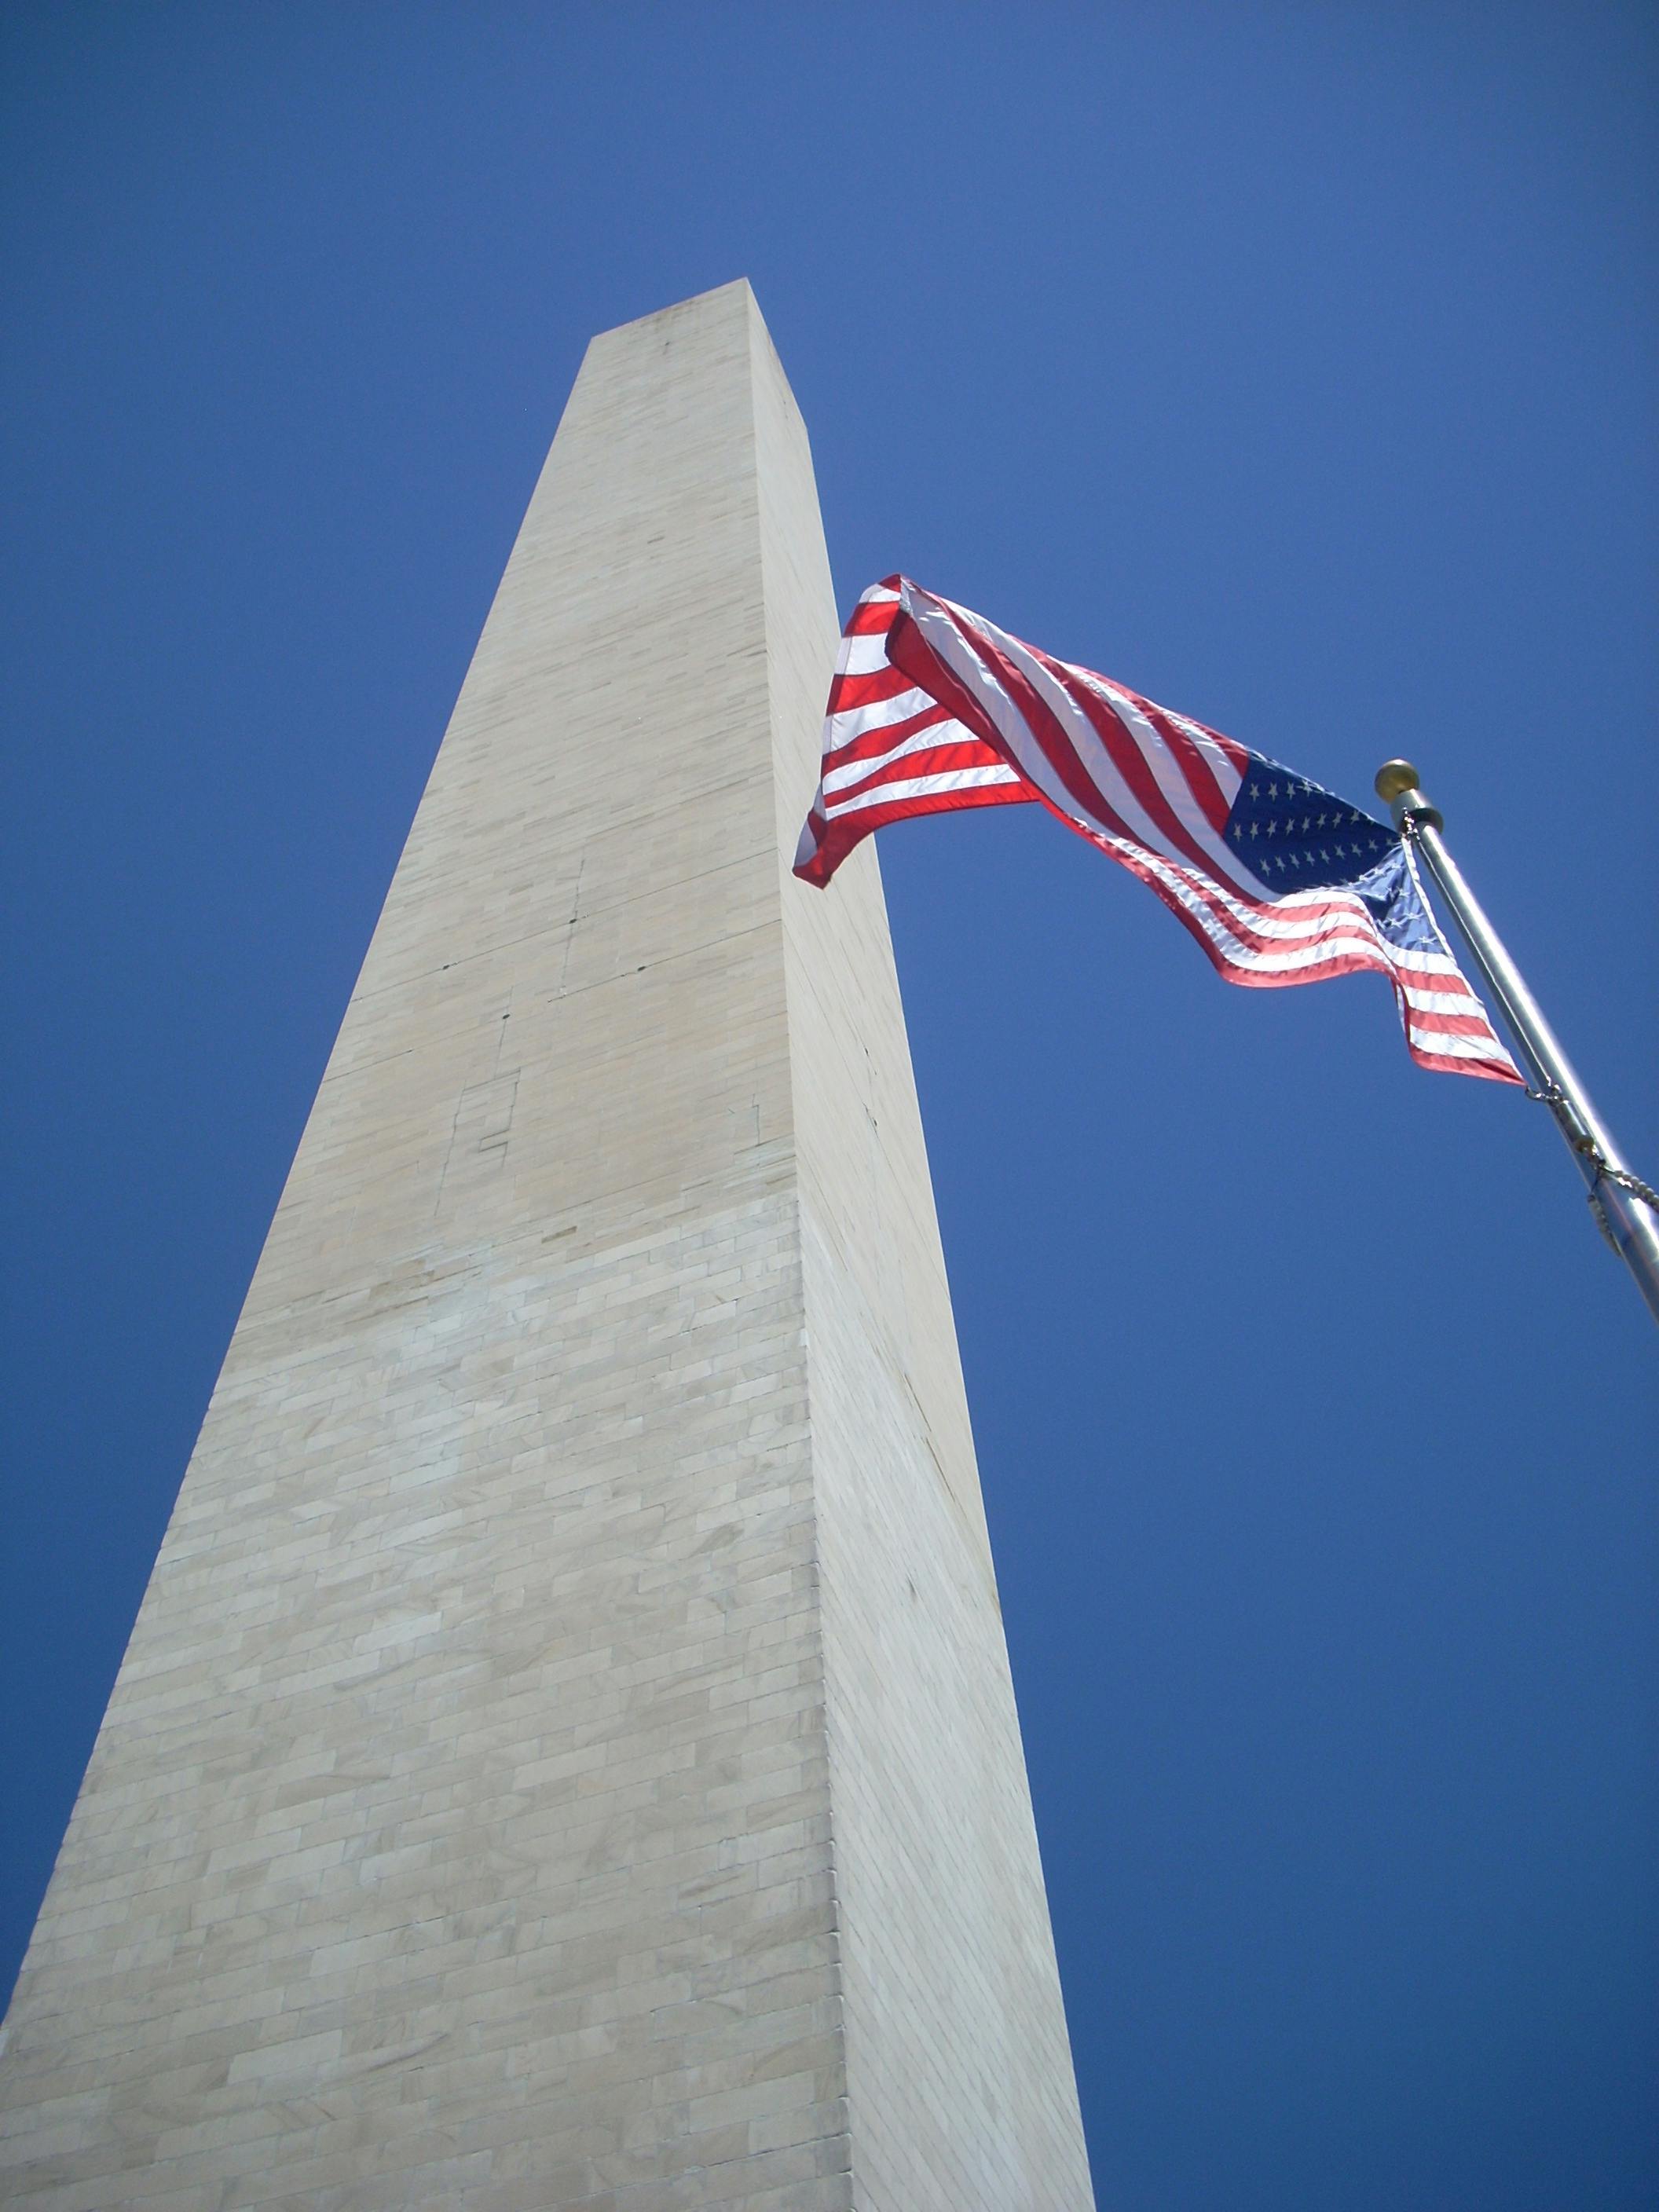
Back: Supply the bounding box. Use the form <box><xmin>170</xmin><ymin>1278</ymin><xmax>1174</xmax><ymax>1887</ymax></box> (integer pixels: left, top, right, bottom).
<box><xmin>1375</xmin><ymin>760</ymin><xmax>1659</xmax><ymax>1329</ymax></box>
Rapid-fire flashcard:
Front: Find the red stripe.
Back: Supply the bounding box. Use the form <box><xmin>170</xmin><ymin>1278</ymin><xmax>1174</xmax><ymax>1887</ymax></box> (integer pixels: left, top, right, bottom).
<box><xmin>794</xmin><ymin>775</ymin><xmax>1033</xmax><ymax>886</ymax></box>
<box><xmin>1406</xmin><ymin>1045</ymin><xmax>1522</xmax><ymax>1084</ymax></box>
<box><xmin>1400</xmin><ymin>1006</ymin><xmax>1504</xmax><ymax>1042</ymax></box>
<box><xmin>896</xmin><ymin>597</ymin><xmax>1147</xmax><ymax>850</ymax></box>
<box><xmin>824</xmin><ymin>701</ymin><xmax>960</xmax><ymax>771</ymax></box>
<box><xmin>1130</xmin><ymin>848</ymin><xmax>1509</xmax><ymax>1060</ymax></box>
<box><xmin>1108</xmin><ymin>848</ymin><xmax>1456</xmax><ymax>990</ymax></box>
<box><xmin>914</xmin><ymin>593</ymin><xmax>1265</xmax><ymax>904</ymax></box>
<box><xmin>1165</xmin><ymin>702</ymin><xmax>1250</xmax><ymax>779</ymax></box>
<box><xmin>1131</xmin><ymin>694</ymin><xmax>1236</xmax><ymax>836</ymax></box>
<box><xmin>830</xmin><ymin>779</ymin><xmax>1034</xmax><ymax>833</ymax></box>
<box><xmin>882</xmin><ymin>606</ymin><xmax>1021</xmax><ymax>771</ymax></box>
<box><xmin>1057</xmin><ymin>811</ymin><xmax>1392</xmax><ymax>955</ymax></box>
<box><xmin>1068</xmin><ymin>664</ymin><xmax>1239</xmax><ymax>838</ymax></box>
<box><xmin>1034</xmin><ymin>647</ymin><xmax>1232</xmax><ymax>878</ymax></box>
<box><xmin>1107</xmin><ymin>842</ymin><xmax>1386</xmax><ymax>986</ymax></box>
<box><xmin>888</xmin><ymin>624</ymin><xmax>1411</xmax><ymax>968</ymax></box>
<box><xmin>828</xmin><ymin>736</ymin><xmax>1025</xmax><ymax>803</ymax></box>
<box><xmin>826</xmin><ymin>663</ymin><xmax>917</xmax><ymax>715</ymax></box>
<box><xmin>845</xmin><ymin>596</ymin><xmax>899</xmax><ymax>637</ymax></box>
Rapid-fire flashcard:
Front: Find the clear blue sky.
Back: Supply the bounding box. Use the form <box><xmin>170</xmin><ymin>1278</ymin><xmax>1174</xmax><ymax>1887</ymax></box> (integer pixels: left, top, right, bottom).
<box><xmin>3</xmin><ymin>5</ymin><xmax>1656</xmax><ymax>2204</ymax></box>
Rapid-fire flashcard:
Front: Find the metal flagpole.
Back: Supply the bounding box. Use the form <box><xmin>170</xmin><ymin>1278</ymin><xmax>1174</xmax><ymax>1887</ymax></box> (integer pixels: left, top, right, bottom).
<box><xmin>1374</xmin><ymin>760</ymin><xmax>1659</xmax><ymax>1330</ymax></box>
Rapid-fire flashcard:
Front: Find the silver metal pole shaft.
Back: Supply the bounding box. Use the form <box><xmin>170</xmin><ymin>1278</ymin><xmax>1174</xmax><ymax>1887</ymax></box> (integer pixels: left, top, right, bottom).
<box><xmin>1380</xmin><ymin>760</ymin><xmax>1659</xmax><ymax>1318</ymax></box>
<box><xmin>1374</xmin><ymin>760</ymin><xmax>1659</xmax><ymax>1330</ymax></box>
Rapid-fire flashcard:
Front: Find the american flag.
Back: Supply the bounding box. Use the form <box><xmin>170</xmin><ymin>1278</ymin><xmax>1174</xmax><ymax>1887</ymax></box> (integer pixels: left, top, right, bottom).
<box><xmin>794</xmin><ymin>577</ymin><xmax>1520</xmax><ymax>1084</ymax></box>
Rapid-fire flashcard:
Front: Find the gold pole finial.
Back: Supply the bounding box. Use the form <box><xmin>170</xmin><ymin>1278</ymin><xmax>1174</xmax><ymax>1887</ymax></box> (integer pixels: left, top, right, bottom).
<box><xmin>1374</xmin><ymin>759</ymin><xmax>1422</xmax><ymax>804</ymax></box>
<box><xmin>1374</xmin><ymin>759</ymin><xmax>1442</xmax><ymax>831</ymax></box>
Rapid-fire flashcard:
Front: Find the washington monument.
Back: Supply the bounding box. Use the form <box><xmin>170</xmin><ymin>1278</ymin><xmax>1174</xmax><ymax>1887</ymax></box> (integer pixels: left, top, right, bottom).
<box><xmin>0</xmin><ymin>283</ymin><xmax>1094</xmax><ymax>2209</ymax></box>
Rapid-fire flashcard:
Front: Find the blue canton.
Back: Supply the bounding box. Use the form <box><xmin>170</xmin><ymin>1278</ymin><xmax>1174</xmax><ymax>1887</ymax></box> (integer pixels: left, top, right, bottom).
<box><xmin>1221</xmin><ymin>753</ymin><xmax>1443</xmax><ymax>955</ymax></box>
<box><xmin>1224</xmin><ymin>759</ymin><xmax>1392</xmax><ymax>888</ymax></box>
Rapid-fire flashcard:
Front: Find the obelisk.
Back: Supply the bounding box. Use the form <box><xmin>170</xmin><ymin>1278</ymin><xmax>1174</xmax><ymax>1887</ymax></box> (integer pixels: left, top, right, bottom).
<box><xmin>0</xmin><ymin>282</ymin><xmax>1094</xmax><ymax>2209</ymax></box>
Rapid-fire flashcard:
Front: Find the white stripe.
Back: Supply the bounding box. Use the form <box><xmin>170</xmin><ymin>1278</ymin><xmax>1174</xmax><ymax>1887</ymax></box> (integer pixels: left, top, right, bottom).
<box><xmin>837</xmin><ymin>630</ymin><xmax>898</xmax><ymax>677</ymax></box>
<box><xmin>984</xmin><ymin>628</ymin><xmax>1179</xmax><ymax>855</ymax></box>
<box><xmin>1092</xmin><ymin>676</ymin><xmax>1262</xmax><ymax>892</ymax></box>
<box><xmin>1373</xmin><ymin>943</ymin><xmax>1469</xmax><ymax>980</ymax></box>
<box><xmin>1130</xmin><ymin>848</ymin><xmax>1474</xmax><ymax>988</ymax></box>
<box><xmin>1199</xmin><ymin>924</ymin><xmax>1390</xmax><ymax>978</ymax></box>
<box><xmin>902</xmin><ymin>594</ymin><xmax>1107</xmax><ymax>837</ymax></box>
<box><xmin>1057</xmin><ymin>807</ymin><xmax>1374</xmax><ymax>950</ymax></box>
<box><xmin>1122</xmin><ymin>841</ymin><xmax>1390</xmax><ymax>972</ymax></box>
<box><xmin>1139</xmin><ymin>844</ymin><xmax>1505</xmax><ymax>1049</ymax></box>
<box><xmin>823</xmin><ymin>765</ymin><xmax>1024</xmax><ymax>819</ymax></box>
<box><xmin>926</xmin><ymin>586</ymin><xmax>1251</xmax><ymax>883</ymax></box>
<box><xmin>823</xmin><ymin>723</ymin><xmax>997</xmax><ymax>797</ymax></box>
<box><xmin>914</xmin><ymin>588</ymin><xmax>1284</xmax><ymax>904</ymax></box>
<box><xmin>912</xmin><ymin>588</ymin><xmax>1464</xmax><ymax>987</ymax></box>
<box><xmin>1396</xmin><ymin>980</ymin><xmax>1489</xmax><ymax>1016</ymax></box>
<box><xmin>1145</xmin><ymin>863</ymin><xmax>1385</xmax><ymax>948</ymax></box>
<box><xmin>1403</xmin><ymin>1024</ymin><xmax>1507</xmax><ymax>1061</ymax></box>
<box><xmin>1167</xmin><ymin>711</ymin><xmax>1245</xmax><ymax>811</ymax></box>
<box><xmin>1396</xmin><ymin>836</ymin><xmax>1512</xmax><ymax>1069</ymax></box>
<box><xmin>824</xmin><ymin>685</ymin><xmax>943</xmax><ymax>747</ymax></box>
<box><xmin>1137</xmin><ymin>859</ymin><xmax>1482</xmax><ymax>983</ymax></box>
